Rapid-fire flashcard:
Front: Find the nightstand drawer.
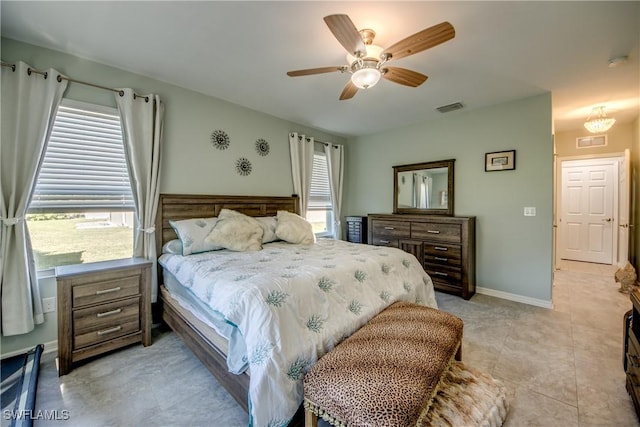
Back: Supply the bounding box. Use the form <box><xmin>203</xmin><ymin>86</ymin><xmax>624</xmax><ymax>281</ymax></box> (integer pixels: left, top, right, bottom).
<box><xmin>73</xmin><ymin>297</ymin><xmax>140</xmax><ymax>332</ymax></box>
<box><xmin>424</xmin><ymin>264</ymin><xmax>462</xmax><ymax>286</ymax></box>
<box><xmin>74</xmin><ymin>318</ymin><xmax>140</xmax><ymax>349</ymax></box>
<box><xmin>72</xmin><ymin>276</ymin><xmax>140</xmax><ymax>308</ymax></box>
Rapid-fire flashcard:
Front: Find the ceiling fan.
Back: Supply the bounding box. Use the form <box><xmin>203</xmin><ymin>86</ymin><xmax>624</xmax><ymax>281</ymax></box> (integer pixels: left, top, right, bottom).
<box><xmin>287</xmin><ymin>14</ymin><xmax>455</xmax><ymax>100</ymax></box>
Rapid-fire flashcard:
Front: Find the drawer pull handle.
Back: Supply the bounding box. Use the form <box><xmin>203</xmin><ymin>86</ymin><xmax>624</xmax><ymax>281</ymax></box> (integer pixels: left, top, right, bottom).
<box><xmin>96</xmin><ymin>326</ymin><xmax>122</xmax><ymax>336</ymax></box>
<box><xmin>434</xmin><ymin>257</ymin><xmax>448</xmax><ymax>262</ymax></box>
<box><xmin>384</xmin><ymin>226</ymin><xmax>395</xmax><ymax>230</ymax></box>
<box><xmin>380</xmin><ymin>240</ymin><xmax>390</xmax><ymax>244</ymax></box>
<box><xmin>434</xmin><ymin>247</ymin><xmax>448</xmax><ymax>251</ymax></box>
<box><xmin>433</xmin><ymin>272</ymin><xmax>449</xmax><ymax>277</ymax></box>
<box><xmin>95</xmin><ymin>287</ymin><xmax>121</xmax><ymax>295</ymax></box>
<box><xmin>427</xmin><ymin>230</ymin><xmax>440</xmax><ymax>234</ymax></box>
<box><xmin>96</xmin><ymin>308</ymin><xmax>122</xmax><ymax>318</ymax></box>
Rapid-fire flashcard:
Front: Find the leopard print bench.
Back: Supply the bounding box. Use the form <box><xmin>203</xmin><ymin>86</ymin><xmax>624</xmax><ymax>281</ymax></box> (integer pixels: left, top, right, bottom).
<box><xmin>303</xmin><ymin>301</ymin><xmax>464</xmax><ymax>427</ymax></box>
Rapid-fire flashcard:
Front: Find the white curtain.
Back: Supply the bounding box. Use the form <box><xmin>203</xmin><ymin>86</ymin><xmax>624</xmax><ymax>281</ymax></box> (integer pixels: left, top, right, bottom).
<box><xmin>324</xmin><ymin>143</ymin><xmax>344</xmax><ymax>239</ymax></box>
<box><xmin>1</xmin><ymin>62</ymin><xmax>68</xmax><ymax>335</ymax></box>
<box><xmin>288</xmin><ymin>132</ymin><xmax>314</xmax><ymax>217</ymax></box>
<box><xmin>413</xmin><ymin>173</ymin><xmax>432</xmax><ymax>209</ymax></box>
<box><xmin>115</xmin><ymin>89</ymin><xmax>163</xmax><ymax>302</ymax></box>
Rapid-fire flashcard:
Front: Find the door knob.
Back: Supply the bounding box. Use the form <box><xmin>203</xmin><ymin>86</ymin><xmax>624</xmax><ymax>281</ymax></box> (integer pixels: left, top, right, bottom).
<box><xmin>602</xmin><ymin>218</ymin><xmax>612</xmax><ymax>222</ymax></box>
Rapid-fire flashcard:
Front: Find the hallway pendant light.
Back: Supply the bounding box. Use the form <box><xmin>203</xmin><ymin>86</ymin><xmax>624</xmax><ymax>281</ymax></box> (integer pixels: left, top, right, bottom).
<box><xmin>584</xmin><ymin>106</ymin><xmax>616</xmax><ymax>133</ymax></box>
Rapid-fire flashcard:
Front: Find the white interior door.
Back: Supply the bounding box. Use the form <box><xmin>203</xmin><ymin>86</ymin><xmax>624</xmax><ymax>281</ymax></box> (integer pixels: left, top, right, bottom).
<box><xmin>560</xmin><ymin>159</ymin><xmax>617</xmax><ymax>264</ymax></box>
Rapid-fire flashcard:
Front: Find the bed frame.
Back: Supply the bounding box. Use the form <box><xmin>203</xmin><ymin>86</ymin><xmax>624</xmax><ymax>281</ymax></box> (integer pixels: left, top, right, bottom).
<box><xmin>155</xmin><ymin>194</ymin><xmax>300</xmax><ymax>414</ymax></box>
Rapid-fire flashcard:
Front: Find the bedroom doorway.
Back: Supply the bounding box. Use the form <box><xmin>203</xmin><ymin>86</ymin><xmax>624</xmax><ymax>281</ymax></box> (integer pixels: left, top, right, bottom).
<box><xmin>555</xmin><ymin>151</ymin><xmax>631</xmax><ymax>267</ymax></box>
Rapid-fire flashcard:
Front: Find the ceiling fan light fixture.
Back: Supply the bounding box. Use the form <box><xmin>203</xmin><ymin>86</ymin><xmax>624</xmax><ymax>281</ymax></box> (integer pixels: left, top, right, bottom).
<box><xmin>584</xmin><ymin>106</ymin><xmax>616</xmax><ymax>133</ymax></box>
<box><xmin>351</xmin><ymin>67</ymin><xmax>381</xmax><ymax>89</ymax></box>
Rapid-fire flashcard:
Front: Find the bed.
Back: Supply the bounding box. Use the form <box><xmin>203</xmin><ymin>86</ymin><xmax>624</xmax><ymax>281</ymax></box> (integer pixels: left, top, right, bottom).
<box><xmin>155</xmin><ymin>194</ymin><xmax>438</xmax><ymax>426</ymax></box>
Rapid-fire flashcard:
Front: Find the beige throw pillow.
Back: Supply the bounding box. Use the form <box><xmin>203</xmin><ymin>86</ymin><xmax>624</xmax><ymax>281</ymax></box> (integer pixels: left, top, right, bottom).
<box><xmin>275</xmin><ymin>210</ymin><xmax>316</xmax><ymax>245</ymax></box>
<box><xmin>205</xmin><ymin>209</ymin><xmax>264</xmax><ymax>251</ymax></box>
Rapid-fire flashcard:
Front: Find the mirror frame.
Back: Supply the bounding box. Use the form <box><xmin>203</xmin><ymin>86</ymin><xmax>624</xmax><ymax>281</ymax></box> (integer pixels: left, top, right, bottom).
<box><xmin>393</xmin><ymin>159</ymin><xmax>455</xmax><ymax>216</ymax></box>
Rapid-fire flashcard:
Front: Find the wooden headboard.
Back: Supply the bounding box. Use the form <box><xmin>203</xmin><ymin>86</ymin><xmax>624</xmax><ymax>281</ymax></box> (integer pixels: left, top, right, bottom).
<box><xmin>155</xmin><ymin>194</ymin><xmax>300</xmax><ymax>255</ymax></box>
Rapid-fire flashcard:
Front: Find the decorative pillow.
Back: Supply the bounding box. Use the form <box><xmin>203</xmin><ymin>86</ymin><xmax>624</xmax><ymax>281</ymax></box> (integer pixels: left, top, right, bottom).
<box><xmin>205</xmin><ymin>209</ymin><xmax>264</xmax><ymax>252</ymax></box>
<box><xmin>256</xmin><ymin>216</ymin><xmax>279</xmax><ymax>243</ymax></box>
<box><xmin>169</xmin><ymin>217</ymin><xmax>223</xmax><ymax>255</ymax></box>
<box><xmin>161</xmin><ymin>239</ymin><xmax>183</xmax><ymax>255</ymax></box>
<box><xmin>275</xmin><ymin>210</ymin><xmax>316</xmax><ymax>245</ymax></box>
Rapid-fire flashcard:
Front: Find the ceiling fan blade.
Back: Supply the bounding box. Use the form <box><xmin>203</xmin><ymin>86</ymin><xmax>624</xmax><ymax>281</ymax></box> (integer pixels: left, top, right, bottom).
<box><xmin>339</xmin><ymin>80</ymin><xmax>358</xmax><ymax>100</ymax></box>
<box><xmin>324</xmin><ymin>14</ymin><xmax>366</xmax><ymax>57</ymax></box>
<box><xmin>382</xmin><ymin>22</ymin><xmax>455</xmax><ymax>61</ymax></box>
<box><xmin>287</xmin><ymin>66</ymin><xmax>344</xmax><ymax>77</ymax></box>
<box><xmin>382</xmin><ymin>67</ymin><xmax>428</xmax><ymax>87</ymax></box>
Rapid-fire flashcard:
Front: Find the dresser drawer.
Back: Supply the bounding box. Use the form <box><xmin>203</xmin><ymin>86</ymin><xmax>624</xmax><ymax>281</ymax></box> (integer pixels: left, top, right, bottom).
<box><xmin>371</xmin><ymin>220</ymin><xmax>410</xmax><ymax>238</ymax></box>
<box><xmin>74</xmin><ymin>318</ymin><xmax>140</xmax><ymax>349</ymax></box>
<box><xmin>411</xmin><ymin>222</ymin><xmax>461</xmax><ymax>243</ymax></box>
<box><xmin>371</xmin><ymin>236</ymin><xmax>399</xmax><ymax>247</ymax></box>
<box><xmin>73</xmin><ymin>297</ymin><xmax>140</xmax><ymax>332</ymax></box>
<box><xmin>424</xmin><ymin>264</ymin><xmax>462</xmax><ymax>287</ymax></box>
<box><xmin>424</xmin><ymin>243</ymin><xmax>461</xmax><ymax>266</ymax></box>
<box><xmin>72</xmin><ymin>276</ymin><xmax>140</xmax><ymax>308</ymax></box>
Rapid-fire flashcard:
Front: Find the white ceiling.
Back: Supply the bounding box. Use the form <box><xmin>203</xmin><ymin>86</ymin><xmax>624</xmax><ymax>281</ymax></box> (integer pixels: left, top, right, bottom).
<box><xmin>2</xmin><ymin>1</ymin><xmax>639</xmax><ymax>137</ymax></box>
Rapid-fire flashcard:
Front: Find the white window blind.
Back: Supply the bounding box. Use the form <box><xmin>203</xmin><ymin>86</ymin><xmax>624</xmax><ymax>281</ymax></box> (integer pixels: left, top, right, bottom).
<box><xmin>30</xmin><ymin>100</ymin><xmax>134</xmax><ymax>211</ymax></box>
<box><xmin>308</xmin><ymin>153</ymin><xmax>331</xmax><ymax>209</ymax></box>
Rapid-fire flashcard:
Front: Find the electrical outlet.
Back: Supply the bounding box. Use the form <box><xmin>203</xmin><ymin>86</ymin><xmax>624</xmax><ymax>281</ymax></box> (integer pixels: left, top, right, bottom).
<box><xmin>42</xmin><ymin>297</ymin><xmax>56</xmax><ymax>313</ymax></box>
<box><xmin>524</xmin><ymin>207</ymin><xmax>536</xmax><ymax>217</ymax></box>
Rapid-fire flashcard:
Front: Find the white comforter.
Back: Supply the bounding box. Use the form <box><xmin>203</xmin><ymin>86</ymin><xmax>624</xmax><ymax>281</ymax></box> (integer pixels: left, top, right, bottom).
<box><xmin>159</xmin><ymin>238</ymin><xmax>437</xmax><ymax>426</ymax></box>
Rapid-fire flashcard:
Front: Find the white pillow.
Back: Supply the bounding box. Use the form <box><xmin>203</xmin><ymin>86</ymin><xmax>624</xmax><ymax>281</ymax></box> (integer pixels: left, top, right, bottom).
<box><xmin>275</xmin><ymin>210</ymin><xmax>316</xmax><ymax>245</ymax></box>
<box><xmin>161</xmin><ymin>239</ymin><xmax>183</xmax><ymax>255</ymax></box>
<box><xmin>169</xmin><ymin>217</ymin><xmax>223</xmax><ymax>255</ymax></box>
<box><xmin>256</xmin><ymin>216</ymin><xmax>279</xmax><ymax>243</ymax></box>
<box><xmin>206</xmin><ymin>209</ymin><xmax>264</xmax><ymax>252</ymax></box>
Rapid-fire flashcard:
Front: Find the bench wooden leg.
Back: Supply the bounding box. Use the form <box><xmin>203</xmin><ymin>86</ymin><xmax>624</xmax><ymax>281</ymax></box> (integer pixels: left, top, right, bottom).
<box><xmin>305</xmin><ymin>408</ymin><xmax>318</xmax><ymax>427</ymax></box>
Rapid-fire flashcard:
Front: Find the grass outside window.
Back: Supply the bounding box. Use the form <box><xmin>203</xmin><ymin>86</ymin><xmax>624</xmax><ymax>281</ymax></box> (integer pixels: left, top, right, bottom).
<box><xmin>27</xmin><ymin>214</ymin><xmax>133</xmax><ymax>270</ymax></box>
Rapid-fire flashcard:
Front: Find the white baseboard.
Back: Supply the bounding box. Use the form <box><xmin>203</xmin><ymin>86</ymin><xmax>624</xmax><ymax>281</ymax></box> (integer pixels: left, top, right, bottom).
<box><xmin>1</xmin><ymin>340</ymin><xmax>58</xmax><ymax>360</ymax></box>
<box><xmin>476</xmin><ymin>287</ymin><xmax>553</xmax><ymax>309</ymax></box>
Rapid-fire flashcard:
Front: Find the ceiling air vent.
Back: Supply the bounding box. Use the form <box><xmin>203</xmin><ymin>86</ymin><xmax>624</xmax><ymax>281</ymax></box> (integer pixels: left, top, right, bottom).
<box><xmin>576</xmin><ymin>135</ymin><xmax>607</xmax><ymax>149</ymax></box>
<box><xmin>436</xmin><ymin>102</ymin><xmax>464</xmax><ymax>113</ymax></box>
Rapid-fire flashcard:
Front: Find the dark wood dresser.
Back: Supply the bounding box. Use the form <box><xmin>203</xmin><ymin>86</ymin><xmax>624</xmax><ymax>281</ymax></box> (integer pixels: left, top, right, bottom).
<box><xmin>345</xmin><ymin>216</ymin><xmax>368</xmax><ymax>244</ymax></box>
<box><xmin>368</xmin><ymin>214</ymin><xmax>476</xmax><ymax>299</ymax></box>
<box><xmin>56</xmin><ymin>258</ymin><xmax>152</xmax><ymax>375</ymax></box>
<box><xmin>626</xmin><ymin>290</ymin><xmax>640</xmax><ymax>417</ymax></box>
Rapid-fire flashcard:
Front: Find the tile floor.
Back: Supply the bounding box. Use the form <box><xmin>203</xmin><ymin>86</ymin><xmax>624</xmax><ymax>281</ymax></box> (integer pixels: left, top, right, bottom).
<box><xmin>32</xmin><ymin>260</ymin><xmax>639</xmax><ymax>426</ymax></box>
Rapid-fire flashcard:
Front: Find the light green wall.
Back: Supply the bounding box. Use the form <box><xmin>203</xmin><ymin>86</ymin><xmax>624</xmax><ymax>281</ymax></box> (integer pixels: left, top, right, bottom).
<box><xmin>343</xmin><ymin>93</ymin><xmax>554</xmax><ymax>302</ymax></box>
<box><xmin>0</xmin><ymin>38</ymin><xmax>345</xmax><ymax>355</ymax></box>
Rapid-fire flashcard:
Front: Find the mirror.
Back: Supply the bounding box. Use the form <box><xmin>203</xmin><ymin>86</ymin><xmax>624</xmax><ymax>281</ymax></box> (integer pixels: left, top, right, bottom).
<box><xmin>393</xmin><ymin>159</ymin><xmax>455</xmax><ymax>216</ymax></box>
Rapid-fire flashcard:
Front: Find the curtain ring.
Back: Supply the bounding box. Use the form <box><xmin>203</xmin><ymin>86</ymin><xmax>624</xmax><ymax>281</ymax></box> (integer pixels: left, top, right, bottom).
<box><xmin>27</xmin><ymin>67</ymin><xmax>32</xmax><ymax>76</ymax></box>
<box><xmin>11</xmin><ymin>64</ymin><xmax>15</xmax><ymax>72</ymax></box>
<box><xmin>43</xmin><ymin>71</ymin><xmax>48</xmax><ymax>79</ymax></box>
<box><xmin>145</xmin><ymin>96</ymin><xmax>149</xmax><ymax>103</ymax></box>
<box><xmin>119</xmin><ymin>90</ymin><xmax>125</xmax><ymax>97</ymax></box>
<box><xmin>57</xmin><ymin>75</ymin><xmax>62</xmax><ymax>82</ymax></box>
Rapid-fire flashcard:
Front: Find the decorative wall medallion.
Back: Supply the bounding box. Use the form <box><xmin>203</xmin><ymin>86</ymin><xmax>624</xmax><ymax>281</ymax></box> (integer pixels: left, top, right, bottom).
<box><xmin>255</xmin><ymin>138</ymin><xmax>270</xmax><ymax>156</ymax></box>
<box><xmin>235</xmin><ymin>157</ymin><xmax>252</xmax><ymax>176</ymax></box>
<box><xmin>211</xmin><ymin>130</ymin><xmax>230</xmax><ymax>150</ymax></box>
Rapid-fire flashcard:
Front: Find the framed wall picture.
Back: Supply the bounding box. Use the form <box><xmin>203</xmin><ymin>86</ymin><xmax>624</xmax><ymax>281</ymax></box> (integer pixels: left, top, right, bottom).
<box><xmin>485</xmin><ymin>150</ymin><xmax>516</xmax><ymax>171</ymax></box>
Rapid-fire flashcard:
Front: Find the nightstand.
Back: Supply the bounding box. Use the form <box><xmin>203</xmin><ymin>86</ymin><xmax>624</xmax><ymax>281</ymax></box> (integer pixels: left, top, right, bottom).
<box><xmin>56</xmin><ymin>258</ymin><xmax>152</xmax><ymax>376</ymax></box>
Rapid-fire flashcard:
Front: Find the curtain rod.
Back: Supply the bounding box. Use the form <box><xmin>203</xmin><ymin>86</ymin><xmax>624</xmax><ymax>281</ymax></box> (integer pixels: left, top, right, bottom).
<box><xmin>1</xmin><ymin>61</ymin><xmax>149</xmax><ymax>101</ymax></box>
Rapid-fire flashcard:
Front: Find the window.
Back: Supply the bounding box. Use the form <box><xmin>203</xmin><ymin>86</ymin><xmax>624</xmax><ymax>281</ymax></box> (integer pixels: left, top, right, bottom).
<box><xmin>27</xmin><ymin>99</ymin><xmax>134</xmax><ymax>270</ymax></box>
<box><xmin>307</xmin><ymin>151</ymin><xmax>334</xmax><ymax>237</ymax></box>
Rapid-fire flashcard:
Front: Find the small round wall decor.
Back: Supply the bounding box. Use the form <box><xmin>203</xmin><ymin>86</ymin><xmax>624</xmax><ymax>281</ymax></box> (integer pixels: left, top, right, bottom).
<box><xmin>255</xmin><ymin>138</ymin><xmax>270</xmax><ymax>156</ymax></box>
<box><xmin>211</xmin><ymin>130</ymin><xmax>230</xmax><ymax>150</ymax></box>
<box><xmin>235</xmin><ymin>157</ymin><xmax>252</xmax><ymax>176</ymax></box>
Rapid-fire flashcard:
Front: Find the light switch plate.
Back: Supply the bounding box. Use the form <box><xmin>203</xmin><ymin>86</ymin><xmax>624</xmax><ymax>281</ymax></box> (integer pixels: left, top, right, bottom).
<box><xmin>524</xmin><ymin>207</ymin><xmax>536</xmax><ymax>217</ymax></box>
<box><xmin>42</xmin><ymin>297</ymin><xmax>56</xmax><ymax>313</ymax></box>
